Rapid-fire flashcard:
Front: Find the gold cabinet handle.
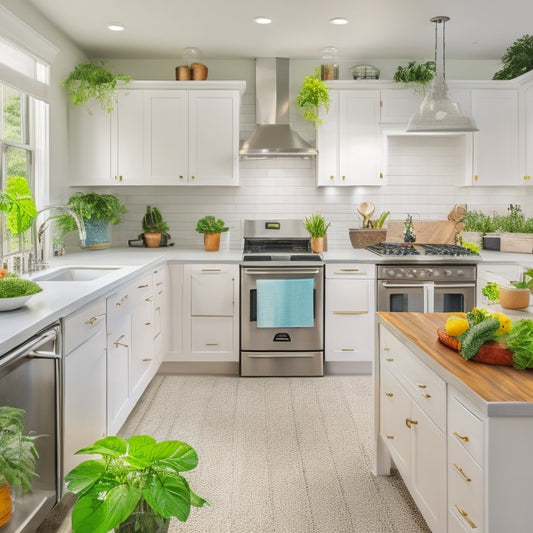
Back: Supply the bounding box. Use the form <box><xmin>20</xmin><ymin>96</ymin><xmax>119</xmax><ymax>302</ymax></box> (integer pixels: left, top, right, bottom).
<box><xmin>85</xmin><ymin>314</ymin><xmax>105</xmax><ymax>325</ymax></box>
<box><xmin>379</xmin><ymin>172</ymin><xmax>384</xmax><ymax>179</ymax></box>
<box><xmin>206</xmin><ymin>343</ymin><xmax>219</xmax><ymax>346</ymax></box>
<box><xmin>417</xmin><ymin>384</ymin><xmax>427</xmax><ymax>389</ymax></box>
<box><xmin>383</xmin><ymin>347</ymin><xmax>390</xmax><ymax>351</ymax></box>
<box><xmin>137</xmin><ymin>284</ymin><xmax>149</xmax><ymax>288</ymax></box>
<box><xmin>113</xmin><ymin>334</ymin><xmax>128</xmax><ymax>348</ymax></box>
<box><xmin>386</xmin><ymin>434</ymin><xmax>394</xmax><ymax>440</ymax></box>
<box><xmin>156</xmin><ymin>281</ymin><xmax>163</xmax><ymax>286</ymax></box>
<box><xmin>179</xmin><ymin>175</ymin><xmax>184</xmax><ymax>180</ymax></box>
<box><xmin>115</xmin><ymin>295</ymin><xmax>129</xmax><ymax>307</ymax></box>
<box><xmin>145</xmin><ymin>296</ymin><xmax>153</xmax><ymax>302</ymax></box>
<box><xmin>144</xmin><ymin>322</ymin><xmax>152</xmax><ymax>326</ymax></box>
<box><xmin>453</xmin><ymin>463</ymin><xmax>472</xmax><ymax>483</ymax></box>
<box><xmin>453</xmin><ymin>431</ymin><xmax>469</xmax><ymax>443</ymax></box>
<box><xmin>385</xmin><ymin>392</ymin><xmax>394</xmax><ymax>397</ymax></box>
<box><xmin>142</xmin><ymin>358</ymin><xmax>152</xmax><ymax>362</ymax></box>
<box><xmin>191</xmin><ymin>175</ymin><xmax>195</xmax><ymax>180</ymax></box>
<box><xmin>422</xmin><ymin>393</ymin><xmax>431</xmax><ymax>399</ymax></box>
<box><xmin>385</xmin><ymin>358</ymin><xmax>394</xmax><ymax>362</ymax></box>
<box><xmin>334</xmin><ymin>269</ymin><xmax>366</xmax><ymax>274</ymax></box>
<box><xmin>330</xmin><ymin>175</ymin><xmax>334</xmax><ymax>180</ymax></box>
<box><xmin>405</xmin><ymin>418</ymin><xmax>418</xmax><ymax>429</ymax></box>
<box><xmin>341</xmin><ymin>348</ymin><xmax>355</xmax><ymax>352</ymax></box>
<box><xmin>525</xmin><ymin>175</ymin><xmax>531</xmax><ymax>180</ymax></box>
<box><xmin>201</xmin><ymin>269</ymin><xmax>222</xmax><ymax>273</ymax></box>
<box><xmin>342</xmin><ymin>175</ymin><xmax>345</xmax><ymax>181</ymax></box>
<box><xmin>473</xmin><ymin>174</ymin><xmax>478</xmax><ymax>181</ymax></box>
<box><xmin>455</xmin><ymin>504</ymin><xmax>478</xmax><ymax>529</ymax></box>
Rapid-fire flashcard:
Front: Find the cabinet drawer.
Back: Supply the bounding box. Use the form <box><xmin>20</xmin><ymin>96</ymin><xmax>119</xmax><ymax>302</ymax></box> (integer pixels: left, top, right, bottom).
<box><xmin>403</xmin><ymin>353</ymin><xmax>446</xmax><ymax>432</ymax></box>
<box><xmin>326</xmin><ymin>263</ymin><xmax>375</xmax><ymax>279</ymax></box>
<box><xmin>191</xmin><ymin>317</ymin><xmax>233</xmax><ymax>352</ymax></box>
<box><xmin>379</xmin><ymin>325</ymin><xmax>411</xmax><ymax>376</ymax></box>
<box><xmin>448</xmin><ymin>436</ymin><xmax>484</xmax><ymax>532</ymax></box>
<box><xmin>191</xmin><ymin>265</ymin><xmax>236</xmax><ymax>316</ymax></box>
<box><xmin>326</xmin><ymin>312</ymin><xmax>372</xmax><ymax>362</ymax></box>
<box><xmin>326</xmin><ymin>278</ymin><xmax>369</xmax><ymax>312</ymax></box>
<box><xmin>64</xmin><ymin>299</ymin><xmax>106</xmax><ymax>354</ymax></box>
<box><xmin>448</xmin><ymin>392</ymin><xmax>484</xmax><ymax>466</ymax></box>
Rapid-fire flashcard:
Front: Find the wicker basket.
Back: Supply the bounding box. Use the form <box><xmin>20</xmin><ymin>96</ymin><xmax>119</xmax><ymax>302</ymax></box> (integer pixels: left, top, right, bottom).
<box><xmin>191</xmin><ymin>62</ymin><xmax>208</xmax><ymax>80</ymax></box>
<box><xmin>176</xmin><ymin>66</ymin><xmax>191</xmax><ymax>80</ymax></box>
<box><xmin>349</xmin><ymin>229</ymin><xmax>387</xmax><ymax>248</ymax></box>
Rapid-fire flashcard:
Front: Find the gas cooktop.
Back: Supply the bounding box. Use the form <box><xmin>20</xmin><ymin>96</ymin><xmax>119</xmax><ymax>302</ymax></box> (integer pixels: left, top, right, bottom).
<box><xmin>366</xmin><ymin>242</ymin><xmax>479</xmax><ymax>258</ymax></box>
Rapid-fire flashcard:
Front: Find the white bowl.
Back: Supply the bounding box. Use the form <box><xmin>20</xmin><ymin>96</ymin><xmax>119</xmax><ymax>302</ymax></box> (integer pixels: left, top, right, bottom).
<box><xmin>0</xmin><ymin>294</ymin><xmax>33</xmax><ymax>311</ymax></box>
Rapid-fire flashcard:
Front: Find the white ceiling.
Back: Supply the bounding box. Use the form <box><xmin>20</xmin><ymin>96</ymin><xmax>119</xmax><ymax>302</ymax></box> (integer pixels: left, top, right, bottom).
<box><xmin>25</xmin><ymin>0</ymin><xmax>533</xmax><ymax>63</ymax></box>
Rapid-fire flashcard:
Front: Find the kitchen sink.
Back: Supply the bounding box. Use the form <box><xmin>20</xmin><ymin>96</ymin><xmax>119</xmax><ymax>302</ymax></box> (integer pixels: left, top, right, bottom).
<box><xmin>33</xmin><ymin>266</ymin><xmax>122</xmax><ymax>282</ymax></box>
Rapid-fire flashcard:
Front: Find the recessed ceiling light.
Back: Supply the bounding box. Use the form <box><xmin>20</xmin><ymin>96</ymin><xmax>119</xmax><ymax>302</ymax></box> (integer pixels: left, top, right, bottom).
<box><xmin>254</xmin><ymin>16</ymin><xmax>272</xmax><ymax>25</ymax></box>
<box><xmin>107</xmin><ymin>24</ymin><xmax>125</xmax><ymax>32</ymax></box>
<box><xmin>329</xmin><ymin>17</ymin><xmax>348</xmax><ymax>25</ymax></box>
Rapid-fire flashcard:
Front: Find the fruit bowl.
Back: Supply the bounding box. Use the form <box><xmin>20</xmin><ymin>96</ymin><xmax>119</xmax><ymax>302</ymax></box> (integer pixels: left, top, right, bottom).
<box><xmin>0</xmin><ymin>294</ymin><xmax>34</xmax><ymax>311</ymax></box>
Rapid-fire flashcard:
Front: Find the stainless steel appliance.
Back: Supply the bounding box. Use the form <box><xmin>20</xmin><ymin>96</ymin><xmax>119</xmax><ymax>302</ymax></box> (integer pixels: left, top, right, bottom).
<box><xmin>0</xmin><ymin>324</ymin><xmax>61</xmax><ymax>532</ymax></box>
<box><xmin>241</xmin><ymin>219</ymin><xmax>324</xmax><ymax>376</ymax></box>
<box><xmin>368</xmin><ymin>243</ymin><xmax>477</xmax><ymax>313</ymax></box>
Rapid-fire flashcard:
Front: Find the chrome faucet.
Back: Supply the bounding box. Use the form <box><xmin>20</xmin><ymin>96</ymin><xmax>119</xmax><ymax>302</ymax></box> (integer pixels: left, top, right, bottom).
<box><xmin>29</xmin><ymin>206</ymin><xmax>86</xmax><ymax>272</ymax></box>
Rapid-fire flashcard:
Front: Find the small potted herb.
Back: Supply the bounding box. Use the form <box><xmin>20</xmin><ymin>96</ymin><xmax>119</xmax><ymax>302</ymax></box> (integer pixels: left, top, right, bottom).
<box><xmin>142</xmin><ymin>206</ymin><xmax>170</xmax><ymax>248</ymax></box>
<box><xmin>61</xmin><ymin>60</ymin><xmax>131</xmax><ymax>113</ymax></box>
<box><xmin>195</xmin><ymin>216</ymin><xmax>229</xmax><ymax>252</ymax></box>
<box><xmin>56</xmin><ymin>192</ymin><xmax>127</xmax><ymax>249</ymax></box>
<box><xmin>296</xmin><ymin>68</ymin><xmax>331</xmax><ymax>129</ymax></box>
<box><xmin>303</xmin><ymin>213</ymin><xmax>331</xmax><ymax>253</ymax></box>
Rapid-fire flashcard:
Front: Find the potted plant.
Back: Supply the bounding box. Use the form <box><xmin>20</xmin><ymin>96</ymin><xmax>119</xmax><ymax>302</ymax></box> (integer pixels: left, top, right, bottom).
<box><xmin>349</xmin><ymin>202</ymin><xmax>389</xmax><ymax>248</ymax></box>
<box><xmin>392</xmin><ymin>60</ymin><xmax>436</xmax><ymax>95</ymax></box>
<box><xmin>296</xmin><ymin>68</ymin><xmax>331</xmax><ymax>129</ymax></box>
<box><xmin>0</xmin><ymin>406</ymin><xmax>40</xmax><ymax>528</ymax></box>
<box><xmin>61</xmin><ymin>60</ymin><xmax>131</xmax><ymax>113</ymax></box>
<box><xmin>0</xmin><ymin>176</ymin><xmax>37</xmax><ymax>235</ymax></box>
<box><xmin>56</xmin><ymin>192</ymin><xmax>127</xmax><ymax>249</ymax></box>
<box><xmin>482</xmin><ymin>269</ymin><xmax>533</xmax><ymax>309</ymax></box>
<box><xmin>303</xmin><ymin>213</ymin><xmax>331</xmax><ymax>253</ymax></box>
<box><xmin>142</xmin><ymin>206</ymin><xmax>170</xmax><ymax>248</ymax></box>
<box><xmin>493</xmin><ymin>34</ymin><xmax>533</xmax><ymax>80</ymax></box>
<box><xmin>460</xmin><ymin>209</ymin><xmax>495</xmax><ymax>249</ymax></box>
<box><xmin>195</xmin><ymin>216</ymin><xmax>229</xmax><ymax>252</ymax></box>
<box><xmin>65</xmin><ymin>434</ymin><xmax>208</xmax><ymax>533</ymax></box>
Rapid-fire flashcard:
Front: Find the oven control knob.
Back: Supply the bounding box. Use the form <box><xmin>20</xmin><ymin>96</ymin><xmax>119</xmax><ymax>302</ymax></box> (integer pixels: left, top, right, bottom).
<box><xmin>418</xmin><ymin>269</ymin><xmax>429</xmax><ymax>279</ymax></box>
<box><xmin>457</xmin><ymin>269</ymin><xmax>464</xmax><ymax>276</ymax></box>
<box><xmin>387</xmin><ymin>269</ymin><xmax>396</xmax><ymax>277</ymax></box>
<box><xmin>443</xmin><ymin>269</ymin><xmax>452</xmax><ymax>276</ymax></box>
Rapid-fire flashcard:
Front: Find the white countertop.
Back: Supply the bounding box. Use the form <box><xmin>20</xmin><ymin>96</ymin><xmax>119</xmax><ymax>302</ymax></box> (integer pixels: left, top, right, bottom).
<box><xmin>1</xmin><ymin>246</ymin><xmax>533</xmax><ymax>356</ymax></box>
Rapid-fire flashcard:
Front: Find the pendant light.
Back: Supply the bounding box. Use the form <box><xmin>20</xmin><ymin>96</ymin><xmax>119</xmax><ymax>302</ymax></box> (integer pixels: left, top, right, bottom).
<box><xmin>407</xmin><ymin>16</ymin><xmax>478</xmax><ymax>133</ymax></box>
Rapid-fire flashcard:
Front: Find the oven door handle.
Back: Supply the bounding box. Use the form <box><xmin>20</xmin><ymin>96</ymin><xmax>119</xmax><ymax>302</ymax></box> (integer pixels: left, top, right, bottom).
<box><xmin>433</xmin><ymin>283</ymin><xmax>476</xmax><ymax>289</ymax></box>
<box><xmin>381</xmin><ymin>281</ymin><xmax>432</xmax><ymax>289</ymax></box>
<box><xmin>423</xmin><ymin>283</ymin><xmax>434</xmax><ymax>313</ymax></box>
<box><xmin>242</xmin><ymin>268</ymin><xmax>321</xmax><ymax>275</ymax></box>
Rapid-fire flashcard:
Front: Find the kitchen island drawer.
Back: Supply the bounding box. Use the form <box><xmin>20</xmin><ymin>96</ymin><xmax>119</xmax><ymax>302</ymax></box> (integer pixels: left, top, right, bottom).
<box><xmin>63</xmin><ymin>299</ymin><xmax>106</xmax><ymax>354</ymax></box>
<box><xmin>326</xmin><ymin>263</ymin><xmax>375</xmax><ymax>279</ymax></box>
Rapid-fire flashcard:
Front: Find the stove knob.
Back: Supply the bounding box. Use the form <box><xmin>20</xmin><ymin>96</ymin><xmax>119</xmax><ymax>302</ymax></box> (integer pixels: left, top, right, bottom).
<box><xmin>406</xmin><ymin>273</ymin><xmax>415</xmax><ymax>279</ymax></box>
<box><xmin>443</xmin><ymin>269</ymin><xmax>452</xmax><ymax>277</ymax></box>
<box><xmin>418</xmin><ymin>269</ymin><xmax>429</xmax><ymax>279</ymax></box>
<box><xmin>387</xmin><ymin>269</ymin><xmax>396</xmax><ymax>277</ymax></box>
<box><xmin>457</xmin><ymin>269</ymin><xmax>464</xmax><ymax>277</ymax></box>
<box><xmin>432</xmin><ymin>269</ymin><xmax>439</xmax><ymax>278</ymax></box>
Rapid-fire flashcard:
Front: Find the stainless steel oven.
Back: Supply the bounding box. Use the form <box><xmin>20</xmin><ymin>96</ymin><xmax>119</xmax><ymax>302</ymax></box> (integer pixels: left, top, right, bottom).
<box><xmin>240</xmin><ymin>219</ymin><xmax>324</xmax><ymax>377</ymax></box>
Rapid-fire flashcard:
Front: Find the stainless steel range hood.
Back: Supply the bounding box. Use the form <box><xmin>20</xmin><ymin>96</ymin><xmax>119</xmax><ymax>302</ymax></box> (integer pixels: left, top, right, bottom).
<box><xmin>239</xmin><ymin>58</ymin><xmax>317</xmax><ymax>158</ymax></box>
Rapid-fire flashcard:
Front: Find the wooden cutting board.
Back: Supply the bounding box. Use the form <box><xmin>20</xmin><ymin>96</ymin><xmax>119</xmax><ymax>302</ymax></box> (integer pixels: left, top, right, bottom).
<box><xmin>386</xmin><ymin>220</ymin><xmax>459</xmax><ymax>244</ymax></box>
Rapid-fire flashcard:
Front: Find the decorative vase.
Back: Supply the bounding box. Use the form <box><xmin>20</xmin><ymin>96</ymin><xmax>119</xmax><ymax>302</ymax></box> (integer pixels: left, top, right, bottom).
<box><xmin>115</xmin><ymin>501</ymin><xmax>170</xmax><ymax>533</ymax></box>
<box><xmin>0</xmin><ymin>483</ymin><xmax>12</xmax><ymax>527</ymax></box>
<box><xmin>83</xmin><ymin>219</ymin><xmax>112</xmax><ymax>249</ymax></box>
<box><xmin>499</xmin><ymin>286</ymin><xmax>530</xmax><ymax>309</ymax></box>
<box><xmin>143</xmin><ymin>232</ymin><xmax>162</xmax><ymax>248</ymax></box>
<box><xmin>204</xmin><ymin>232</ymin><xmax>221</xmax><ymax>252</ymax></box>
<box><xmin>311</xmin><ymin>236</ymin><xmax>324</xmax><ymax>254</ymax></box>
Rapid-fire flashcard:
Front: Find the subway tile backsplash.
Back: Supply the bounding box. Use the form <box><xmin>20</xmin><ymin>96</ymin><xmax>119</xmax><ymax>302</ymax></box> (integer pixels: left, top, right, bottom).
<box><xmin>98</xmin><ymin>134</ymin><xmax>532</xmax><ymax>251</ymax></box>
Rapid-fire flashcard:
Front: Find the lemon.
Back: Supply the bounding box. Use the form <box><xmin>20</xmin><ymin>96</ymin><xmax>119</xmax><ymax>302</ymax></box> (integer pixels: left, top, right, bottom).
<box><xmin>445</xmin><ymin>315</ymin><xmax>470</xmax><ymax>337</ymax></box>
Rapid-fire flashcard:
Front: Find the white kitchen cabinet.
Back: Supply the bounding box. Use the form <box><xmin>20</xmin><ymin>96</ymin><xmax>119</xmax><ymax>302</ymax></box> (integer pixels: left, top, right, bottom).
<box><xmin>317</xmin><ymin>89</ymin><xmax>383</xmax><ymax>186</ymax></box>
<box><xmin>63</xmin><ymin>299</ymin><xmax>107</xmax><ymax>476</ymax></box>
<box><xmin>172</xmin><ymin>263</ymin><xmax>239</xmax><ymax>363</ymax></box>
<box><xmin>106</xmin><ymin>285</ymin><xmax>132</xmax><ymax>435</ymax></box>
<box><xmin>521</xmin><ymin>84</ymin><xmax>533</xmax><ymax>184</ymax></box>
<box><xmin>468</xmin><ymin>89</ymin><xmax>520</xmax><ymax>186</ymax></box>
<box><xmin>377</xmin><ymin>325</ymin><xmax>447</xmax><ymax>533</ymax></box>
<box><xmin>325</xmin><ymin>263</ymin><xmax>375</xmax><ymax>373</ymax></box>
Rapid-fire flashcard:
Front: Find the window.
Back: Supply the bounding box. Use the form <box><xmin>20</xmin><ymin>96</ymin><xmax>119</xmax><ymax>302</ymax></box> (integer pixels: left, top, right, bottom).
<box><xmin>0</xmin><ymin>82</ymin><xmax>34</xmax><ymax>271</ymax></box>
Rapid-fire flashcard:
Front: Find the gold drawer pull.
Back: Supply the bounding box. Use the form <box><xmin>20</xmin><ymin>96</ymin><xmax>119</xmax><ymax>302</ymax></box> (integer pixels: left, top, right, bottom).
<box><xmin>145</xmin><ymin>296</ymin><xmax>153</xmax><ymax>302</ymax></box>
<box><xmin>137</xmin><ymin>284</ymin><xmax>149</xmax><ymax>288</ymax></box>
<box><xmin>85</xmin><ymin>314</ymin><xmax>104</xmax><ymax>325</ymax></box>
<box><xmin>385</xmin><ymin>392</ymin><xmax>394</xmax><ymax>397</ymax></box>
<box><xmin>156</xmin><ymin>281</ymin><xmax>163</xmax><ymax>286</ymax></box>
<box><xmin>453</xmin><ymin>463</ymin><xmax>472</xmax><ymax>483</ymax></box>
<box><xmin>337</xmin><ymin>268</ymin><xmax>360</xmax><ymax>273</ymax></box>
<box><xmin>206</xmin><ymin>343</ymin><xmax>219</xmax><ymax>346</ymax></box>
<box><xmin>201</xmin><ymin>269</ymin><xmax>222</xmax><ymax>272</ymax></box>
<box><xmin>417</xmin><ymin>384</ymin><xmax>427</xmax><ymax>389</ymax></box>
<box><xmin>455</xmin><ymin>504</ymin><xmax>478</xmax><ymax>529</ymax></box>
<box><xmin>383</xmin><ymin>347</ymin><xmax>390</xmax><ymax>351</ymax></box>
<box><xmin>142</xmin><ymin>358</ymin><xmax>152</xmax><ymax>362</ymax></box>
<box><xmin>453</xmin><ymin>431</ymin><xmax>470</xmax><ymax>443</ymax></box>
<box><xmin>422</xmin><ymin>393</ymin><xmax>431</xmax><ymax>399</ymax></box>
<box><xmin>145</xmin><ymin>322</ymin><xmax>152</xmax><ymax>326</ymax></box>
<box><xmin>113</xmin><ymin>335</ymin><xmax>128</xmax><ymax>349</ymax></box>
<box><xmin>385</xmin><ymin>358</ymin><xmax>394</xmax><ymax>362</ymax></box>
<box><xmin>405</xmin><ymin>418</ymin><xmax>418</xmax><ymax>428</ymax></box>
<box><xmin>341</xmin><ymin>348</ymin><xmax>355</xmax><ymax>352</ymax></box>
<box><xmin>115</xmin><ymin>295</ymin><xmax>129</xmax><ymax>307</ymax></box>
<box><xmin>386</xmin><ymin>434</ymin><xmax>394</xmax><ymax>440</ymax></box>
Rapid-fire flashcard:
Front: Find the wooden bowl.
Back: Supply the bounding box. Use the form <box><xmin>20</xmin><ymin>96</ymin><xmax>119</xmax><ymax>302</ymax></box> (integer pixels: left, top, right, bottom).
<box><xmin>499</xmin><ymin>286</ymin><xmax>530</xmax><ymax>309</ymax></box>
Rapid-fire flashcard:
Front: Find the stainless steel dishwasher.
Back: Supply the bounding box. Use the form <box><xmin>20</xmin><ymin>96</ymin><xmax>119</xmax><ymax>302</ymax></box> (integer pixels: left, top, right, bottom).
<box><xmin>0</xmin><ymin>323</ymin><xmax>61</xmax><ymax>532</ymax></box>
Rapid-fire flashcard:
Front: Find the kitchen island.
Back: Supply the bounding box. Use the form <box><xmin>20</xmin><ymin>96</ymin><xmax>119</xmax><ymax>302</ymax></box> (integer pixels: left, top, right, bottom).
<box><xmin>375</xmin><ymin>312</ymin><xmax>533</xmax><ymax>533</ymax></box>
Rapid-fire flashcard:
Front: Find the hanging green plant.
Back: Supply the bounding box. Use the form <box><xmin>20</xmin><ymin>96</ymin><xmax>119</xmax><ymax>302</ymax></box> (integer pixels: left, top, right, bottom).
<box><xmin>393</xmin><ymin>60</ymin><xmax>436</xmax><ymax>95</ymax></box>
<box><xmin>493</xmin><ymin>34</ymin><xmax>533</xmax><ymax>80</ymax></box>
<box><xmin>61</xmin><ymin>60</ymin><xmax>131</xmax><ymax>113</ymax></box>
<box><xmin>296</xmin><ymin>68</ymin><xmax>330</xmax><ymax>129</ymax></box>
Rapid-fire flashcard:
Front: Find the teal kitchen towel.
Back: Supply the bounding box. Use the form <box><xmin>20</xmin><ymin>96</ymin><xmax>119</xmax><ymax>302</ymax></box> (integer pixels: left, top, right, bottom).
<box><xmin>256</xmin><ymin>278</ymin><xmax>314</xmax><ymax>328</ymax></box>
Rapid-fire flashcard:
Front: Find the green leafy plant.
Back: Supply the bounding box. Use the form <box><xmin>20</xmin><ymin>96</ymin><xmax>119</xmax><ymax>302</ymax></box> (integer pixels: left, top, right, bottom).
<box><xmin>61</xmin><ymin>60</ymin><xmax>131</xmax><ymax>113</ymax></box>
<box><xmin>0</xmin><ymin>406</ymin><xmax>40</xmax><ymax>493</ymax></box>
<box><xmin>506</xmin><ymin>319</ymin><xmax>533</xmax><ymax>369</ymax></box>
<box><xmin>56</xmin><ymin>192</ymin><xmax>127</xmax><ymax>237</ymax></box>
<box><xmin>296</xmin><ymin>68</ymin><xmax>330</xmax><ymax>129</ymax></box>
<box><xmin>461</xmin><ymin>210</ymin><xmax>497</xmax><ymax>233</ymax></box>
<box><xmin>303</xmin><ymin>213</ymin><xmax>331</xmax><ymax>238</ymax></box>
<box><xmin>370</xmin><ymin>211</ymin><xmax>390</xmax><ymax>230</ymax></box>
<box><xmin>65</xmin><ymin>435</ymin><xmax>208</xmax><ymax>533</ymax></box>
<box><xmin>0</xmin><ymin>273</ymin><xmax>42</xmax><ymax>298</ymax></box>
<box><xmin>195</xmin><ymin>216</ymin><xmax>228</xmax><ymax>234</ymax></box>
<box><xmin>393</xmin><ymin>60</ymin><xmax>436</xmax><ymax>94</ymax></box>
<box><xmin>493</xmin><ymin>34</ymin><xmax>533</xmax><ymax>80</ymax></box>
<box><xmin>461</xmin><ymin>241</ymin><xmax>480</xmax><ymax>254</ymax></box>
<box><xmin>142</xmin><ymin>206</ymin><xmax>169</xmax><ymax>234</ymax></box>
<box><xmin>482</xmin><ymin>282</ymin><xmax>500</xmax><ymax>301</ymax></box>
<box><xmin>512</xmin><ymin>268</ymin><xmax>533</xmax><ymax>290</ymax></box>
<box><xmin>0</xmin><ymin>177</ymin><xmax>37</xmax><ymax>234</ymax></box>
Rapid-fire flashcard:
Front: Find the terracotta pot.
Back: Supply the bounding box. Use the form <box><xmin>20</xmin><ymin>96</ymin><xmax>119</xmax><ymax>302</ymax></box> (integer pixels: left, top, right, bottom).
<box><xmin>499</xmin><ymin>286</ymin><xmax>530</xmax><ymax>309</ymax></box>
<box><xmin>143</xmin><ymin>233</ymin><xmax>162</xmax><ymax>248</ymax></box>
<box><xmin>311</xmin><ymin>236</ymin><xmax>324</xmax><ymax>254</ymax></box>
<box><xmin>0</xmin><ymin>483</ymin><xmax>12</xmax><ymax>528</ymax></box>
<box><xmin>204</xmin><ymin>232</ymin><xmax>221</xmax><ymax>252</ymax></box>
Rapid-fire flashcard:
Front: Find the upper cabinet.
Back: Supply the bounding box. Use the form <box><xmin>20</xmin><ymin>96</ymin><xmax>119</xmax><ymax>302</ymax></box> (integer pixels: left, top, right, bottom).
<box><xmin>68</xmin><ymin>81</ymin><xmax>245</xmax><ymax>186</ymax></box>
<box><xmin>317</xmin><ymin>89</ymin><xmax>383</xmax><ymax>186</ymax></box>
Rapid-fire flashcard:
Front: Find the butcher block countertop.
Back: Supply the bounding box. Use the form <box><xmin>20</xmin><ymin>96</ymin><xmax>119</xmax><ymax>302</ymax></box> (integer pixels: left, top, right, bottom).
<box><xmin>377</xmin><ymin>312</ymin><xmax>533</xmax><ymax>416</ymax></box>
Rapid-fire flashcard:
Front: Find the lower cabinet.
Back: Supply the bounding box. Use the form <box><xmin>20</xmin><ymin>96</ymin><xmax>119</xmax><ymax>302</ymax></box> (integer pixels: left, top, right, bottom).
<box><xmin>63</xmin><ymin>299</ymin><xmax>107</xmax><ymax>480</ymax></box>
<box><xmin>378</xmin><ymin>325</ymin><xmax>447</xmax><ymax>533</ymax></box>
<box><xmin>325</xmin><ymin>263</ymin><xmax>375</xmax><ymax>373</ymax></box>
